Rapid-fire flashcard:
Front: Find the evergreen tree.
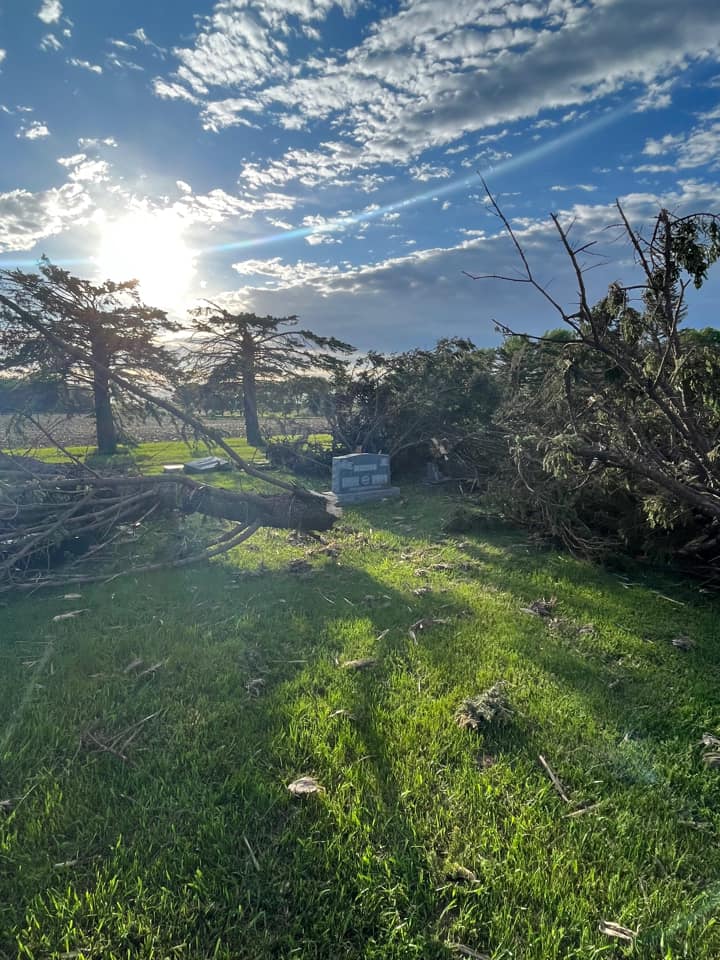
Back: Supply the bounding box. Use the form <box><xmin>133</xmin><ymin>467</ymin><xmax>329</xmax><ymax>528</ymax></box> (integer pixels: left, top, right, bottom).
<box><xmin>189</xmin><ymin>307</ymin><xmax>353</xmax><ymax>445</ymax></box>
<box><xmin>0</xmin><ymin>258</ymin><xmax>180</xmax><ymax>454</ymax></box>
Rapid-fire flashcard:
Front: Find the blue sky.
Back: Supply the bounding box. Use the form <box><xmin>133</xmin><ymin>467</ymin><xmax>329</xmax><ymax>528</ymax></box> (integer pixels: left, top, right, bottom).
<box><xmin>1</xmin><ymin>0</ymin><xmax>720</xmax><ymax>350</ymax></box>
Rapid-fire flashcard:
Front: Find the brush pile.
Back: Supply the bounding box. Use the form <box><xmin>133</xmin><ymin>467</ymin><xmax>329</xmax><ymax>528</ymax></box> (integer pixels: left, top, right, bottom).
<box><xmin>0</xmin><ymin>451</ymin><xmax>337</xmax><ymax>593</ymax></box>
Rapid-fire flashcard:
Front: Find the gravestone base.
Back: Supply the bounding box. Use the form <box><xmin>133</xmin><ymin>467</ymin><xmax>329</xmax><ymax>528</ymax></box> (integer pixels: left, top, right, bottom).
<box><xmin>329</xmin><ymin>452</ymin><xmax>400</xmax><ymax>506</ymax></box>
<box><xmin>326</xmin><ymin>485</ymin><xmax>401</xmax><ymax>506</ymax></box>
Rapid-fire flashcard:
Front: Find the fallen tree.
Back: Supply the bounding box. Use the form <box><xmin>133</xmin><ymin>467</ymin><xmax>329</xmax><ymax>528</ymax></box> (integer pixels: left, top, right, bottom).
<box><xmin>0</xmin><ymin>452</ymin><xmax>337</xmax><ymax>593</ymax></box>
<box><xmin>466</xmin><ymin>186</ymin><xmax>720</xmax><ymax>571</ymax></box>
<box><xmin>0</xmin><ymin>282</ymin><xmax>339</xmax><ymax>594</ymax></box>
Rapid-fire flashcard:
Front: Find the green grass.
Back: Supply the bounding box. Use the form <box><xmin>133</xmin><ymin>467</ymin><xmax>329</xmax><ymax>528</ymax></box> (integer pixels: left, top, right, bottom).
<box><xmin>1</xmin><ymin>480</ymin><xmax>719</xmax><ymax>959</ymax></box>
<box><xmin>10</xmin><ymin>436</ymin><xmax>268</xmax><ymax>472</ymax></box>
<box><xmin>9</xmin><ymin>434</ymin><xmax>331</xmax><ymax>495</ymax></box>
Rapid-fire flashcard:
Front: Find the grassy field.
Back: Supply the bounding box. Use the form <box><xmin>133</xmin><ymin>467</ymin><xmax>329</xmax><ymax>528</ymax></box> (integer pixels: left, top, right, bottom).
<box><xmin>1</xmin><ymin>447</ymin><xmax>719</xmax><ymax>959</ymax></box>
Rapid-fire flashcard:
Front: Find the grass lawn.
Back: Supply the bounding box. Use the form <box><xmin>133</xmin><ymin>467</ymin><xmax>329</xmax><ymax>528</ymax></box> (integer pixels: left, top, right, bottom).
<box><xmin>11</xmin><ymin>437</ymin><xmax>269</xmax><ymax>474</ymax></box>
<box><xmin>1</xmin><ymin>454</ymin><xmax>719</xmax><ymax>959</ymax></box>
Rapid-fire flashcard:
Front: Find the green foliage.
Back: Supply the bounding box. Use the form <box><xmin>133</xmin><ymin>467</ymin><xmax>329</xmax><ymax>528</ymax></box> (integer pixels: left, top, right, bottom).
<box><xmin>478</xmin><ymin>208</ymin><xmax>720</xmax><ymax>572</ymax></box>
<box><xmin>322</xmin><ymin>338</ymin><xmax>499</xmax><ymax>469</ymax></box>
<box><xmin>671</xmin><ymin>214</ymin><xmax>720</xmax><ymax>288</ymax></box>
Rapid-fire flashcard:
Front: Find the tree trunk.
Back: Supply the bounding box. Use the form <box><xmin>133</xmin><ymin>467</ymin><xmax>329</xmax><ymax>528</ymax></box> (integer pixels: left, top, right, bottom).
<box><xmin>170</xmin><ymin>481</ymin><xmax>337</xmax><ymax>530</ymax></box>
<box><xmin>90</xmin><ymin>335</ymin><xmax>117</xmax><ymax>455</ymax></box>
<box><xmin>241</xmin><ymin>332</ymin><xmax>262</xmax><ymax>447</ymax></box>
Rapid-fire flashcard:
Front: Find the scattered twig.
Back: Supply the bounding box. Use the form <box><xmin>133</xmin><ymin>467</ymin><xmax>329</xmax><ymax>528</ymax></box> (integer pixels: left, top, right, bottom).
<box><xmin>539</xmin><ymin>754</ymin><xmax>570</xmax><ymax>803</ymax></box>
<box><xmin>135</xmin><ymin>660</ymin><xmax>166</xmax><ymax>679</ymax></box>
<box><xmin>340</xmin><ymin>657</ymin><xmax>377</xmax><ymax>671</ymax></box>
<box><xmin>450</xmin><ymin>945</ymin><xmax>490</xmax><ymax>959</ymax></box>
<box><xmin>599</xmin><ymin>920</ymin><xmax>636</xmax><ymax>942</ymax></box>
<box><xmin>563</xmin><ymin>801</ymin><xmax>602</xmax><ymax>818</ymax></box>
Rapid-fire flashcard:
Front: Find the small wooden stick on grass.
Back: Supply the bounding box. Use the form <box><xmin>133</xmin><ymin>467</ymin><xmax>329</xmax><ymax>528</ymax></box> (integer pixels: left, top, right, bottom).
<box><xmin>539</xmin><ymin>754</ymin><xmax>571</xmax><ymax>803</ymax></box>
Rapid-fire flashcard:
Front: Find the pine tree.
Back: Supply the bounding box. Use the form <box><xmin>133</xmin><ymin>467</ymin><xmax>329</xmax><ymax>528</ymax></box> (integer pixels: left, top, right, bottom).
<box><xmin>0</xmin><ymin>258</ymin><xmax>180</xmax><ymax>455</ymax></box>
<box><xmin>189</xmin><ymin>307</ymin><xmax>354</xmax><ymax>445</ymax></box>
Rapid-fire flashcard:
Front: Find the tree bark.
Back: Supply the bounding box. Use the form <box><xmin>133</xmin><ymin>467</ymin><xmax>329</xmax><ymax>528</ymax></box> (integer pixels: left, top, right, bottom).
<box><xmin>241</xmin><ymin>331</ymin><xmax>262</xmax><ymax>447</ymax></box>
<box><xmin>90</xmin><ymin>334</ymin><xmax>117</xmax><ymax>455</ymax></box>
<box><xmin>168</xmin><ymin>480</ymin><xmax>337</xmax><ymax>530</ymax></box>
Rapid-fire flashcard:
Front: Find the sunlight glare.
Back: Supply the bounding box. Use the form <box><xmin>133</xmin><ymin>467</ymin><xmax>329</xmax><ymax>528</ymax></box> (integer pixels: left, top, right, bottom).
<box><xmin>95</xmin><ymin>210</ymin><xmax>195</xmax><ymax>310</ymax></box>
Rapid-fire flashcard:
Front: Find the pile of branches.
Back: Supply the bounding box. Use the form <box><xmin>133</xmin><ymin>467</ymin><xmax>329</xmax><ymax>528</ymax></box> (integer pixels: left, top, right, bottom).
<box><xmin>0</xmin><ymin>452</ymin><xmax>336</xmax><ymax>594</ymax></box>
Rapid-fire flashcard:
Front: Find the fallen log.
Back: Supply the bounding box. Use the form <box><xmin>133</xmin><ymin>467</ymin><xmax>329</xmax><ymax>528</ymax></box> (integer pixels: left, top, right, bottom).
<box><xmin>0</xmin><ymin>455</ymin><xmax>339</xmax><ymax>593</ymax></box>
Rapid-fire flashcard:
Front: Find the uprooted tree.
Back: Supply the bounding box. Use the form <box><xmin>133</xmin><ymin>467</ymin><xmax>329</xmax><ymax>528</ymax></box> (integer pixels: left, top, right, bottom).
<box><xmin>187</xmin><ymin>307</ymin><xmax>354</xmax><ymax>446</ymax></box>
<box><xmin>0</xmin><ymin>280</ymin><xmax>339</xmax><ymax>594</ymax></box>
<box><xmin>469</xmin><ymin>187</ymin><xmax>720</xmax><ymax>567</ymax></box>
<box><xmin>0</xmin><ymin>259</ymin><xmax>181</xmax><ymax>455</ymax></box>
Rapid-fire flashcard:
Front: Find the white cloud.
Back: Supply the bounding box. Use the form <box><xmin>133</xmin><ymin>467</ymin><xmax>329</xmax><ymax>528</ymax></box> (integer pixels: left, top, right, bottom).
<box><xmin>305</xmin><ymin>233</ymin><xmax>342</xmax><ymax>245</ymax></box>
<box><xmin>2</xmin><ymin>105</ymin><xmax>33</xmax><ymax>115</ymax></box>
<box><xmin>164</xmin><ymin>0</ymin><xmax>360</xmax><ymax>113</ymax></box>
<box><xmin>176</xmin><ymin>180</ymin><xmax>193</xmax><ymax>194</ymax></box>
<box><xmin>57</xmin><ymin>153</ymin><xmax>110</xmax><ymax>183</ymax></box>
<box><xmin>356</xmin><ymin>173</ymin><xmax>394</xmax><ymax>193</ymax></box>
<box><xmin>409</xmin><ymin>164</ymin><xmax>452</xmax><ymax>182</ymax></box>
<box><xmin>106</xmin><ymin>54</ymin><xmax>144</xmax><ymax>72</ymax></box>
<box><xmin>641</xmin><ymin>113</ymin><xmax>720</xmax><ymax>172</ymax></box>
<box><xmin>0</xmin><ymin>183</ymin><xmax>93</xmax><ymax>252</ymax></box>
<box><xmin>40</xmin><ymin>33</ymin><xmax>62</xmax><ymax>51</ymax></box>
<box><xmin>69</xmin><ymin>159</ymin><xmax>111</xmax><ymax>183</ymax></box>
<box><xmin>200</xmin><ymin>98</ymin><xmax>262</xmax><ymax>132</ymax></box>
<box><xmin>635</xmin><ymin>78</ymin><xmax>675</xmax><ymax>111</ymax></box>
<box><xmin>266</xmin><ymin>216</ymin><xmax>293</xmax><ymax>229</ymax></box>
<box><xmin>634</xmin><ymin>163</ymin><xmax>675</xmax><ymax>174</ymax></box>
<box><xmin>77</xmin><ymin>136</ymin><xmax>118</xmax><ymax>148</ymax></box>
<box><xmin>217</xmin><ymin>0</ymin><xmax>720</xmax><ymax>183</ymax></box>
<box><xmin>277</xmin><ymin>113</ymin><xmax>305</xmax><ymax>130</ymax></box>
<box><xmin>643</xmin><ymin>132</ymin><xmax>683</xmax><ymax>156</ymax></box>
<box><xmin>152</xmin><ymin>78</ymin><xmax>199</xmax><ymax>104</ymax></box>
<box><xmin>37</xmin><ymin>0</ymin><xmax>62</xmax><ymax>24</ymax></box>
<box><xmin>172</xmin><ymin>187</ymin><xmax>297</xmax><ymax>227</ymax></box>
<box><xmin>550</xmin><ymin>183</ymin><xmax>597</xmax><ymax>192</ymax></box>
<box><xmin>68</xmin><ymin>58</ymin><xmax>103</xmax><ymax>74</ymax></box>
<box><xmin>155</xmin><ymin>0</ymin><xmax>720</xmax><ymax>194</ymax></box>
<box><xmin>57</xmin><ymin>152</ymin><xmax>87</xmax><ymax>167</ymax></box>
<box><xmin>130</xmin><ymin>27</ymin><xmax>166</xmax><ymax>55</ymax></box>
<box><xmin>17</xmin><ymin>121</ymin><xmax>50</xmax><ymax>140</ymax></box>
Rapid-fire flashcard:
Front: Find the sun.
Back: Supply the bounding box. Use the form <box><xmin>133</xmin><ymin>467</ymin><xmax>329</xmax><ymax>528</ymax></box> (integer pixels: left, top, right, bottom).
<box><xmin>95</xmin><ymin>210</ymin><xmax>195</xmax><ymax>309</ymax></box>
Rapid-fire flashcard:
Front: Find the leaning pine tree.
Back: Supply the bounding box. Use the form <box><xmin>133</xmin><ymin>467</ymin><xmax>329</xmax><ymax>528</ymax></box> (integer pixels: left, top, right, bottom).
<box><xmin>0</xmin><ymin>258</ymin><xmax>180</xmax><ymax>455</ymax></box>
<box><xmin>188</xmin><ymin>306</ymin><xmax>354</xmax><ymax>445</ymax></box>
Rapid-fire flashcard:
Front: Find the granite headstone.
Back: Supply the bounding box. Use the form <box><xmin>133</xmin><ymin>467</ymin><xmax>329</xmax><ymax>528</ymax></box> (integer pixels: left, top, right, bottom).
<box><xmin>329</xmin><ymin>453</ymin><xmax>400</xmax><ymax>505</ymax></box>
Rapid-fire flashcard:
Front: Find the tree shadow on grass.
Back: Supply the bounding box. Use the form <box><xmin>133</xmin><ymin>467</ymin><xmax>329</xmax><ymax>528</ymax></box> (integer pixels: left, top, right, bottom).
<box><xmin>0</xmin><ymin>554</ymin><xmax>476</xmax><ymax>959</ymax></box>
<box><xmin>3</xmin><ymin>501</ymin><xmax>720</xmax><ymax>960</ymax></box>
<box><xmin>354</xmin><ymin>488</ymin><xmax>720</xmax><ymax>741</ymax></box>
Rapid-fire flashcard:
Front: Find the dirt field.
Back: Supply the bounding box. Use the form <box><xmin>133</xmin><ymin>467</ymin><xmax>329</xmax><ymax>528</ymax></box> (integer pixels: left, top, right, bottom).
<box><xmin>0</xmin><ymin>413</ymin><xmax>326</xmax><ymax>448</ymax></box>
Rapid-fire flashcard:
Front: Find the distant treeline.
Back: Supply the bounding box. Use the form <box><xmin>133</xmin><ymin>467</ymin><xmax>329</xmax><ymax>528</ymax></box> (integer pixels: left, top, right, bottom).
<box><xmin>0</xmin><ymin>377</ymin><xmax>93</xmax><ymax>414</ymax></box>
